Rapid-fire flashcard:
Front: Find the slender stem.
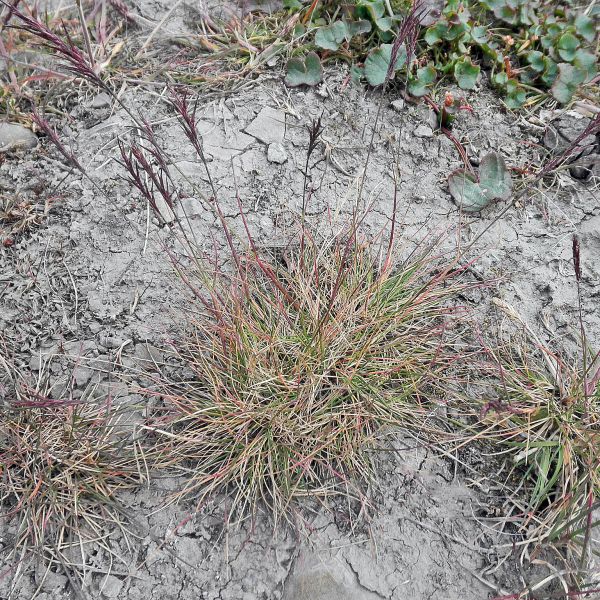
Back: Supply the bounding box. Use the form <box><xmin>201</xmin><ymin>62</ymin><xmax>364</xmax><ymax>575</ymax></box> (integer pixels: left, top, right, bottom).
<box><xmin>75</xmin><ymin>0</ymin><xmax>96</xmax><ymax>73</ymax></box>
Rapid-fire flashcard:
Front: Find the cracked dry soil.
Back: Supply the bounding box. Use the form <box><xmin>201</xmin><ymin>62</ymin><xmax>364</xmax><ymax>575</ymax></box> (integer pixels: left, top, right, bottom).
<box><xmin>1</xmin><ymin>3</ymin><xmax>600</xmax><ymax>600</ymax></box>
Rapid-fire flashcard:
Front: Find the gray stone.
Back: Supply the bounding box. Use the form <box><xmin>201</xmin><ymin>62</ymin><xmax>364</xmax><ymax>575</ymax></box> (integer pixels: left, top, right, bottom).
<box><xmin>87</xmin><ymin>92</ymin><xmax>112</xmax><ymax>109</ymax></box>
<box><xmin>543</xmin><ymin>113</ymin><xmax>599</xmax><ymax>180</ymax></box>
<box><xmin>98</xmin><ymin>332</ymin><xmax>128</xmax><ymax>349</ymax></box>
<box><xmin>245</xmin><ymin>106</ymin><xmax>286</xmax><ymax>145</ymax></box>
<box><xmin>391</xmin><ymin>99</ymin><xmax>405</xmax><ymax>112</ymax></box>
<box><xmin>543</xmin><ymin>113</ymin><xmax>594</xmax><ymax>152</ymax></box>
<box><xmin>239</xmin><ymin>148</ymin><xmax>262</xmax><ymax>172</ymax></box>
<box><xmin>97</xmin><ymin>380</ymin><xmax>130</xmax><ymax>400</ymax></box>
<box><xmin>414</xmin><ymin>124</ymin><xmax>434</xmax><ymax>138</ymax></box>
<box><xmin>40</xmin><ymin>570</ymin><xmax>68</xmax><ymax>592</ymax></box>
<box><xmin>134</xmin><ymin>343</ymin><xmax>163</xmax><ymax>365</ymax></box>
<box><xmin>100</xmin><ymin>575</ymin><xmax>123</xmax><ymax>599</ymax></box>
<box><xmin>267</xmin><ymin>142</ymin><xmax>288</xmax><ymax>164</ymax></box>
<box><xmin>73</xmin><ymin>365</ymin><xmax>93</xmax><ymax>387</ymax></box>
<box><xmin>175</xmin><ymin>195</ymin><xmax>205</xmax><ymax>219</ymax></box>
<box><xmin>0</xmin><ymin>123</ymin><xmax>38</xmax><ymax>152</ymax></box>
<box><xmin>63</xmin><ymin>340</ymin><xmax>97</xmax><ymax>355</ymax></box>
<box><xmin>283</xmin><ymin>556</ymin><xmax>381</xmax><ymax>600</ymax></box>
<box><xmin>199</xmin><ymin>125</ymin><xmax>254</xmax><ymax>161</ymax></box>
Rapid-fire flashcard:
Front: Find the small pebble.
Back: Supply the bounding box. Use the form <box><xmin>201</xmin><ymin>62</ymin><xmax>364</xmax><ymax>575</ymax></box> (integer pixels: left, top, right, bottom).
<box><xmin>414</xmin><ymin>124</ymin><xmax>434</xmax><ymax>138</ymax></box>
<box><xmin>267</xmin><ymin>142</ymin><xmax>288</xmax><ymax>164</ymax></box>
<box><xmin>87</xmin><ymin>92</ymin><xmax>112</xmax><ymax>109</ymax></box>
<box><xmin>245</xmin><ymin>106</ymin><xmax>285</xmax><ymax>145</ymax></box>
<box><xmin>391</xmin><ymin>99</ymin><xmax>405</xmax><ymax>112</ymax></box>
<box><xmin>100</xmin><ymin>575</ymin><xmax>123</xmax><ymax>599</ymax></box>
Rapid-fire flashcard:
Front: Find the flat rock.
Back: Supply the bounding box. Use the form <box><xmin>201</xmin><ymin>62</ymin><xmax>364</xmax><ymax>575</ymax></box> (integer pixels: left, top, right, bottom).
<box><xmin>283</xmin><ymin>554</ymin><xmax>380</xmax><ymax>600</ymax></box>
<box><xmin>391</xmin><ymin>99</ymin><xmax>405</xmax><ymax>112</ymax></box>
<box><xmin>196</xmin><ymin>121</ymin><xmax>254</xmax><ymax>161</ymax></box>
<box><xmin>0</xmin><ymin>123</ymin><xmax>38</xmax><ymax>152</ymax></box>
<box><xmin>267</xmin><ymin>142</ymin><xmax>288</xmax><ymax>164</ymax></box>
<box><xmin>245</xmin><ymin>106</ymin><xmax>286</xmax><ymax>145</ymax></box>
<box><xmin>87</xmin><ymin>92</ymin><xmax>112</xmax><ymax>109</ymax></box>
<box><xmin>543</xmin><ymin>113</ymin><xmax>599</xmax><ymax>180</ymax></box>
<box><xmin>100</xmin><ymin>575</ymin><xmax>123</xmax><ymax>599</ymax></box>
<box><xmin>543</xmin><ymin>112</ymin><xmax>595</xmax><ymax>152</ymax></box>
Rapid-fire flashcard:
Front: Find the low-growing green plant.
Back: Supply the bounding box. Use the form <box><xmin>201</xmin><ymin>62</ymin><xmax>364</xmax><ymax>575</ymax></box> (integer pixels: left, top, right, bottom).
<box><xmin>448</xmin><ymin>151</ymin><xmax>513</xmax><ymax>212</ymax></box>
<box><xmin>283</xmin><ymin>0</ymin><xmax>598</xmax><ymax>106</ymax></box>
<box><xmin>285</xmin><ymin>50</ymin><xmax>324</xmax><ymax>86</ymax></box>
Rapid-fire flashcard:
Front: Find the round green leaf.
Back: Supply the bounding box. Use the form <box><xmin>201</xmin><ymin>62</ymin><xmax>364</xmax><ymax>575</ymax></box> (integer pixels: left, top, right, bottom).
<box><xmin>285</xmin><ymin>52</ymin><xmax>323</xmax><ymax>87</ymax></box>
<box><xmin>496</xmin><ymin>5</ymin><xmax>518</xmax><ymax>25</ymax></box>
<box><xmin>557</xmin><ymin>32</ymin><xmax>580</xmax><ymax>62</ymax></box>
<box><xmin>364</xmin><ymin>43</ymin><xmax>407</xmax><ymax>87</ymax></box>
<box><xmin>526</xmin><ymin>50</ymin><xmax>545</xmax><ymax>73</ymax></box>
<box><xmin>493</xmin><ymin>71</ymin><xmax>509</xmax><ymax>87</ymax></box>
<box><xmin>448</xmin><ymin>169</ymin><xmax>491</xmax><ymax>212</ymax></box>
<box><xmin>471</xmin><ymin>25</ymin><xmax>489</xmax><ymax>44</ymax></box>
<box><xmin>448</xmin><ymin>152</ymin><xmax>512</xmax><ymax>213</ymax></box>
<box><xmin>541</xmin><ymin>57</ymin><xmax>558</xmax><ymax>86</ymax></box>
<box><xmin>574</xmin><ymin>14</ymin><xmax>596</xmax><ymax>43</ymax></box>
<box><xmin>348</xmin><ymin>19</ymin><xmax>372</xmax><ymax>37</ymax></box>
<box><xmin>315</xmin><ymin>21</ymin><xmax>348</xmax><ymax>51</ymax></box>
<box><xmin>407</xmin><ymin>65</ymin><xmax>437</xmax><ymax>97</ymax></box>
<box><xmin>505</xmin><ymin>90</ymin><xmax>527</xmax><ymax>108</ymax></box>
<box><xmin>424</xmin><ymin>23</ymin><xmax>446</xmax><ymax>46</ymax></box>
<box><xmin>551</xmin><ymin>62</ymin><xmax>586</xmax><ymax>104</ymax></box>
<box><xmin>479</xmin><ymin>153</ymin><xmax>512</xmax><ymax>201</ymax></box>
<box><xmin>573</xmin><ymin>49</ymin><xmax>597</xmax><ymax>82</ymax></box>
<box><xmin>454</xmin><ymin>57</ymin><xmax>480</xmax><ymax>89</ymax></box>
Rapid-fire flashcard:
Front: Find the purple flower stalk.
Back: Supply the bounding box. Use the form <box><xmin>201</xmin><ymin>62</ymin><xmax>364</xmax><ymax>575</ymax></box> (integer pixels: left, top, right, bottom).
<box><xmin>539</xmin><ymin>112</ymin><xmax>600</xmax><ymax>178</ymax></box>
<box><xmin>4</xmin><ymin>1</ymin><xmax>103</xmax><ymax>86</ymax></box>
<box><xmin>31</xmin><ymin>110</ymin><xmax>85</xmax><ymax>172</ymax></box>
<box><xmin>385</xmin><ymin>0</ymin><xmax>428</xmax><ymax>85</ymax></box>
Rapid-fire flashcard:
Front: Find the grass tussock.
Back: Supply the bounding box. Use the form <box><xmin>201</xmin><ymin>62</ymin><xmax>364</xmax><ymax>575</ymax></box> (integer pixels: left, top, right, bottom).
<box><xmin>147</xmin><ymin>225</ymin><xmax>472</xmax><ymax>520</ymax></box>
<box><xmin>477</xmin><ymin>303</ymin><xmax>600</xmax><ymax>571</ymax></box>
<box><xmin>0</xmin><ymin>352</ymin><xmax>142</xmax><ymax>570</ymax></box>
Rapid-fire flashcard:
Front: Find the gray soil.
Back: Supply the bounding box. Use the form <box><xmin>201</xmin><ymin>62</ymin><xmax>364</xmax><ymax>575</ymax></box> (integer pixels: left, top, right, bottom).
<box><xmin>1</xmin><ymin>1</ymin><xmax>599</xmax><ymax>599</ymax></box>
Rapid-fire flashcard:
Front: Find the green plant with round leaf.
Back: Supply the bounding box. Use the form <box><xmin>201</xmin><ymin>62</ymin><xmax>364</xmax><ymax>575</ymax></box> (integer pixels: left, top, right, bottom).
<box><xmin>551</xmin><ymin>62</ymin><xmax>586</xmax><ymax>104</ymax></box>
<box><xmin>518</xmin><ymin>7</ymin><xmax>598</xmax><ymax>103</ymax></box>
<box><xmin>363</xmin><ymin>43</ymin><xmax>407</xmax><ymax>86</ymax></box>
<box><xmin>408</xmin><ymin>64</ymin><xmax>437</xmax><ymax>96</ymax></box>
<box><xmin>448</xmin><ymin>152</ymin><xmax>512</xmax><ymax>213</ymax></box>
<box><xmin>355</xmin><ymin>0</ymin><xmax>395</xmax><ymax>35</ymax></box>
<box><xmin>314</xmin><ymin>19</ymin><xmax>372</xmax><ymax>51</ymax></box>
<box><xmin>423</xmin><ymin>0</ymin><xmax>497</xmax><ymax>91</ymax></box>
<box><xmin>480</xmin><ymin>0</ymin><xmax>538</xmax><ymax>27</ymax></box>
<box><xmin>280</xmin><ymin>0</ymin><xmax>597</xmax><ymax>106</ymax></box>
<box><xmin>285</xmin><ymin>52</ymin><xmax>324</xmax><ymax>87</ymax></box>
<box><xmin>454</xmin><ymin>56</ymin><xmax>480</xmax><ymax>89</ymax></box>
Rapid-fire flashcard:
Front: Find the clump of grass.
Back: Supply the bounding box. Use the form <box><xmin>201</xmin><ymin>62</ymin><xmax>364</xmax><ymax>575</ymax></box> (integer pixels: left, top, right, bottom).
<box><xmin>0</xmin><ymin>349</ymin><xmax>143</xmax><ymax>579</ymax></box>
<box><xmin>145</xmin><ymin>216</ymin><xmax>473</xmax><ymax>521</ymax></box>
<box><xmin>476</xmin><ymin>299</ymin><xmax>599</xmax><ymax>582</ymax></box>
